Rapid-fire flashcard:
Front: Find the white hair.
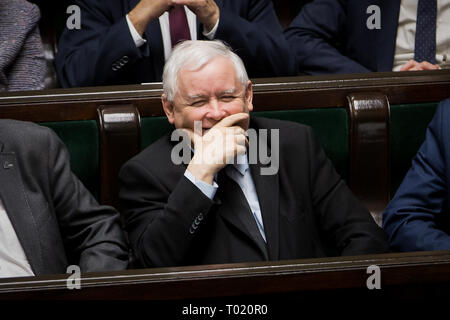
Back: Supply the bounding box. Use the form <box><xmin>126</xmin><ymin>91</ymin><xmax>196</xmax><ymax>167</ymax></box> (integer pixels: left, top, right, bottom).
<box><xmin>162</xmin><ymin>40</ymin><xmax>249</xmax><ymax>102</ymax></box>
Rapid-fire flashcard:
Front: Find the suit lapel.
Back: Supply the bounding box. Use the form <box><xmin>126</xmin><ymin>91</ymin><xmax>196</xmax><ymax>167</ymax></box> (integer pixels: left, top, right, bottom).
<box><xmin>377</xmin><ymin>0</ymin><xmax>401</xmax><ymax>71</ymax></box>
<box><xmin>249</xmin><ymin>151</ymin><xmax>280</xmax><ymax>261</ymax></box>
<box><xmin>217</xmin><ymin>119</ymin><xmax>281</xmax><ymax>260</ymax></box>
<box><xmin>196</xmin><ymin>14</ymin><xmax>202</xmax><ymax>39</ymax></box>
<box><xmin>248</xmin><ymin>118</ymin><xmax>280</xmax><ymax>260</ymax></box>
<box><xmin>216</xmin><ymin>170</ymin><xmax>268</xmax><ymax>260</ymax></box>
<box><xmin>145</xmin><ymin>19</ymin><xmax>165</xmax><ymax>80</ymax></box>
<box><xmin>0</xmin><ymin>149</ymin><xmax>43</xmax><ymax>275</ymax></box>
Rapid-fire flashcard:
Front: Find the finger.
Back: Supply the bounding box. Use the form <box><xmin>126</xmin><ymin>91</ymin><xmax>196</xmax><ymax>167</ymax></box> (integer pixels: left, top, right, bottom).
<box><xmin>217</xmin><ymin>126</ymin><xmax>246</xmax><ymax>151</ymax></box>
<box><xmin>419</xmin><ymin>61</ymin><xmax>440</xmax><ymax>70</ymax></box>
<box><xmin>399</xmin><ymin>61</ymin><xmax>412</xmax><ymax>71</ymax></box>
<box><xmin>234</xmin><ymin>133</ymin><xmax>247</xmax><ymax>146</ymax></box>
<box><xmin>214</xmin><ymin>113</ymin><xmax>249</xmax><ymax>129</ymax></box>
<box><xmin>404</xmin><ymin>59</ymin><xmax>419</xmax><ymax>70</ymax></box>
<box><xmin>400</xmin><ymin>59</ymin><xmax>418</xmax><ymax>71</ymax></box>
<box><xmin>173</xmin><ymin>0</ymin><xmax>200</xmax><ymax>7</ymax></box>
<box><xmin>219</xmin><ymin>126</ymin><xmax>246</xmax><ymax>146</ymax></box>
<box><xmin>228</xmin><ymin>125</ymin><xmax>246</xmax><ymax>136</ymax></box>
<box><xmin>237</xmin><ymin>132</ymin><xmax>249</xmax><ymax>148</ymax></box>
<box><xmin>236</xmin><ymin>145</ymin><xmax>247</xmax><ymax>156</ymax></box>
<box><xmin>223</xmin><ymin>131</ymin><xmax>245</xmax><ymax>146</ymax></box>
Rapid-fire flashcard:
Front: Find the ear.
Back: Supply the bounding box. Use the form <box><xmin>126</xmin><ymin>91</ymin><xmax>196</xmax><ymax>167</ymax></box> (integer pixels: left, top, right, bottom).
<box><xmin>245</xmin><ymin>80</ymin><xmax>253</xmax><ymax>112</ymax></box>
<box><xmin>162</xmin><ymin>94</ymin><xmax>175</xmax><ymax>124</ymax></box>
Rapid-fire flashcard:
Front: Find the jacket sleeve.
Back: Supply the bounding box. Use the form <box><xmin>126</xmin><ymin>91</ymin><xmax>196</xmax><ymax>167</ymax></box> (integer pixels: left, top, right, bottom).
<box><xmin>55</xmin><ymin>0</ymin><xmax>152</xmax><ymax>87</ymax></box>
<box><xmin>3</xmin><ymin>2</ymin><xmax>46</xmax><ymax>91</ymax></box>
<box><xmin>46</xmin><ymin>128</ymin><xmax>129</xmax><ymax>272</ymax></box>
<box><xmin>306</xmin><ymin>126</ymin><xmax>389</xmax><ymax>255</ymax></box>
<box><xmin>119</xmin><ymin>159</ymin><xmax>216</xmax><ymax>267</ymax></box>
<box><xmin>214</xmin><ymin>0</ymin><xmax>296</xmax><ymax>77</ymax></box>
<box><xmin>284</xmin><ymin>0</ymin><xmax>371</xmax><ymax>75</ymax></box>
<box><xmin>383</xmin><ymin>103</ymin><xmax>450</xmax><ymax>251</ymax></box>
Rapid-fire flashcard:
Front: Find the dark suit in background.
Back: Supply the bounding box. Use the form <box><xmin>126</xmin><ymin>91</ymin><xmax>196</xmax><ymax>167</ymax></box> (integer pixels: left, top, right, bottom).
<box><xmin>0</xmin><ymin>120</ymin><xmax>128</xmax><ymax>275</ymax></box>
<box><xmin>55</xmin><ymin>0</ymin><xmax>295</xmax><ymax>87</ymax></box>
<box><xmin>383</xmin><ymin>99</ymin><xmax>450</xmax><ymax>251</ymax></box>
<box><xmin>120</xmin><ymin>117</ymin><xmax>388</xmax><ymax>268</ymax></box>
<box><xmin>284</xmin><ymin>0</ymin><xmax>401</xmax><ymax>74</ymax></box>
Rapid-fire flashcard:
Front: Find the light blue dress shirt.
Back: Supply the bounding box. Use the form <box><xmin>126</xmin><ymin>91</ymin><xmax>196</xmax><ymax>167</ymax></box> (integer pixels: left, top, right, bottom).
<box><xmin>184</xmin><ymin>154</ymin><xmax>267</xmax><ymax>242</ymax></box>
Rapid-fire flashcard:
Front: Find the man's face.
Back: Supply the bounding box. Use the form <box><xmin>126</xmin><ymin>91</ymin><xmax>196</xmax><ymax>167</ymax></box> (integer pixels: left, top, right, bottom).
<box><xmin>162</xmin><ymin>56</ymin><xmax>253</xmax><ymax>134</ymax></box>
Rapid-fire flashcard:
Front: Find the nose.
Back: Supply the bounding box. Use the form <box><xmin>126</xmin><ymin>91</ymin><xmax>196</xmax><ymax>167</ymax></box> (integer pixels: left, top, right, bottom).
<box><xmin>205</xmin><ymin>98</ymin><xmax>226</xmax><ymax>121</ymax></box>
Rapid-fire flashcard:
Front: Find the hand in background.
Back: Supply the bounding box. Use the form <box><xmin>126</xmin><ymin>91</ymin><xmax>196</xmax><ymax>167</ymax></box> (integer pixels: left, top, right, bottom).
<box><xmin>128</xmin><ymin>0</ymin><xmax>174</xmax><ymax>35</ymax></box>
<box><xmin>400</xmin><ymin>59</ymin><xmax>440</xmax><ymax>71</ymax></box>
<box><xmin>128</xmin><ymin>0</ymin><xmax>220</xmax><ymax>36</ymax></box>
<box><xmin>173</xmin><ymin>0</ymin><xmax>220</xmax><ymax>32</ymax></box>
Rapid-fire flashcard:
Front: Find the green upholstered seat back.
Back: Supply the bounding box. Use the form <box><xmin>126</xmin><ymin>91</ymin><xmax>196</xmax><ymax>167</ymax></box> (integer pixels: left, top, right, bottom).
<box><xmin>140</xmin><ymin>108</ymin><xmax>349</xmax><ymax>181</ymax></box>
<box><xmin>141</xmin><ymin>117</ymin><xmax>174</xmax><ymax>150</ymax></box>
<box><xmin>33</xmin><ymin>103</ymin><xmax>438</xmax><ymax>206</ymax></box>
<box><xmin>390</xmin><ymin>102</ymin><xmax>439</xmax><ymax>197</ymax></box>
<box><xmin>253</xmin><ymin>109</ymin><xmax>349</xmax><ymax>181</ymax></box>
<box><xmin>39</xmin><ymin>120</ymin><xmax>100</xmax><ymax>200</ymax></box>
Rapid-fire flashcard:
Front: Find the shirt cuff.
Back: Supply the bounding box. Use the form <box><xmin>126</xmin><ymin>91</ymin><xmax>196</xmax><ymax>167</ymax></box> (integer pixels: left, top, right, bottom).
<box><xmin>184</xmin><ymin>169</ymin><xmax>218</xmax><ymax>200</ymax></box>
<box><xmin>202</xmin><ymin>18</ymin><xmax>219</xmax><ymax>40</ymax></box>
<box><xmin>126</xmin><ymin>14</ymin><xmax>147</xmax><ymax>48</ymax></box>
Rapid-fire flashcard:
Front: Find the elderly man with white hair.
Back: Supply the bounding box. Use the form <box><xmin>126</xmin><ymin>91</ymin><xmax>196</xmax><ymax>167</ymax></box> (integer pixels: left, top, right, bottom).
<box><xmin>119</xmin><ymin>40</ymin><xmax>388</xmax><ymax>268</ymax></box>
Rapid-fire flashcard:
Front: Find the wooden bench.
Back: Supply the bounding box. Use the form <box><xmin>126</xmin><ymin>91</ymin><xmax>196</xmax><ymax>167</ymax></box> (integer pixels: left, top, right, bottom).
<box><xmin>0</xmin><ymin>250</ymin><xmax>449</xmax><ymax>305</ymax></box>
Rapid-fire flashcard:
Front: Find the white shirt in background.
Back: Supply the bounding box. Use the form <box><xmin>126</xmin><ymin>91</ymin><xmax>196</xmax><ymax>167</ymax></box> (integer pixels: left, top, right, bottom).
<box><xmin>0</xmin><ymin>197</ymin><xmax>34</xmax><ymax>278</ymax></box>
<box><xmin>393</xmin><ymin>0</ymin><xmax>450</xmax><ymax>71</ymax></box>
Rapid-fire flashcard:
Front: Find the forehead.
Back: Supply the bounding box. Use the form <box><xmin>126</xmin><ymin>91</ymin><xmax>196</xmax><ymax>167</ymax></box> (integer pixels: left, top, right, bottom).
<box><xmin>176</xmin><ymin>57</ymin><xmax>241</xmax><ymax>95</ymax></box>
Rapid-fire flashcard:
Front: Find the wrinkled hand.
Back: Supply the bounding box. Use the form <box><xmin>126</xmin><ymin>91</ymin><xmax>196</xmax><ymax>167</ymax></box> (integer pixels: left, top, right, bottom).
<box><xmin>173</xmin><ymin>0</ymin><xmax>220</xmax><ymax>32</ymax></box>
<box><xmin>185</xmin><ymin>113</ymin><xmax>249</xmax><ymax>184</ymax></box>
<box><xmin>400</xmin><ymin>59</ymin><xmax>440</xmax><ymax>71</ymax></box>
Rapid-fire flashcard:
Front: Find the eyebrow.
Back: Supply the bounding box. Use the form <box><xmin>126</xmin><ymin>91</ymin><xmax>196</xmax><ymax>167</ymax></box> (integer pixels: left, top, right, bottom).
<box><xmin>220</xmin><ymin>88</ymin><xmax>236</xmax><ymax>95</ymax></box>
<box><xmin>186</xmin><ymin>94</ymin><xmax>208</xmax><ymax>101</ymax></box>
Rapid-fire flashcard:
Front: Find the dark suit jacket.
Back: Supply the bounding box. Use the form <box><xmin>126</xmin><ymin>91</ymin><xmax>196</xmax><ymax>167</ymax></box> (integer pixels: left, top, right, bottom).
<box><xmin>0</xmin><ymin>120</ymin><xmax>128</xmax><ymax>275</ymax></box>
<box><xmin>383</xmin><ymin>99</ymin><xmax>450</xmax><ymax>251</ymax></box>
<box><xmin>284</xmin><ymin>0</ymin><xmax>401</xmax><ymax>75</ymax></box>
<box><xmin>55</xmin><ymin>0</ymin><xmax>295</xmax><ymax>87</ymax></box>
<box><xmin>119</xmin><ymin>117</ymin><xmax>388</xmax><ymax>268</ymax></box>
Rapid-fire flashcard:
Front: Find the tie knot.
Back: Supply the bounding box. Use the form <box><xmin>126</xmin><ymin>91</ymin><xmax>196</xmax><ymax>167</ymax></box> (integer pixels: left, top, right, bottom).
<box><xmin>169</xmin><ymin>5</ymin><xmax>184</xmax><ymax>15</ymax></box>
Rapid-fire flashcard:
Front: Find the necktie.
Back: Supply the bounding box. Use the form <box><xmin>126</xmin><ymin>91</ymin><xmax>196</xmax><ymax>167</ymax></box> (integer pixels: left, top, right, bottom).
<box><xmin>169</xmin><ymin>5</ymin><xmax>191</xmax><ymax>48</ymax></box>
<box><xmin>414</xmin><ymin>0</ymin><xmax>437</xmax><ymax>64</ymax></box>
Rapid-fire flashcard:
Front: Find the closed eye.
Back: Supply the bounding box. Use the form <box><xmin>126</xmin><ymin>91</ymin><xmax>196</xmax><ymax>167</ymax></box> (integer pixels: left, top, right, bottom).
<box><xmin>190</xmin><ymin>100</ymin><xmax>206</xmax><ymax>107</ymax></box>
<box><xmin>220</xmin><ymin>95</ymin><xmax>236</xmax><ymax>102</ymax></box>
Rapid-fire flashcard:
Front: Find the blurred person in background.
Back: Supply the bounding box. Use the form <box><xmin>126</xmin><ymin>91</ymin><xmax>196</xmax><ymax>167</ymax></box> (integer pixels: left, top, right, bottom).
<box><xmin>285</xmin><ymin>0</ymin><xmax>449</xmax><ymax>75</ymax></box>
<box><xmin>0</xmin><ymin>0</ymin><xmax>46</xmax><ymax>91</ymax></box>
<box><xmin>55</xmin><ymin>0</ymin><xmax>295</xmax><ymax>87</ymax></box>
